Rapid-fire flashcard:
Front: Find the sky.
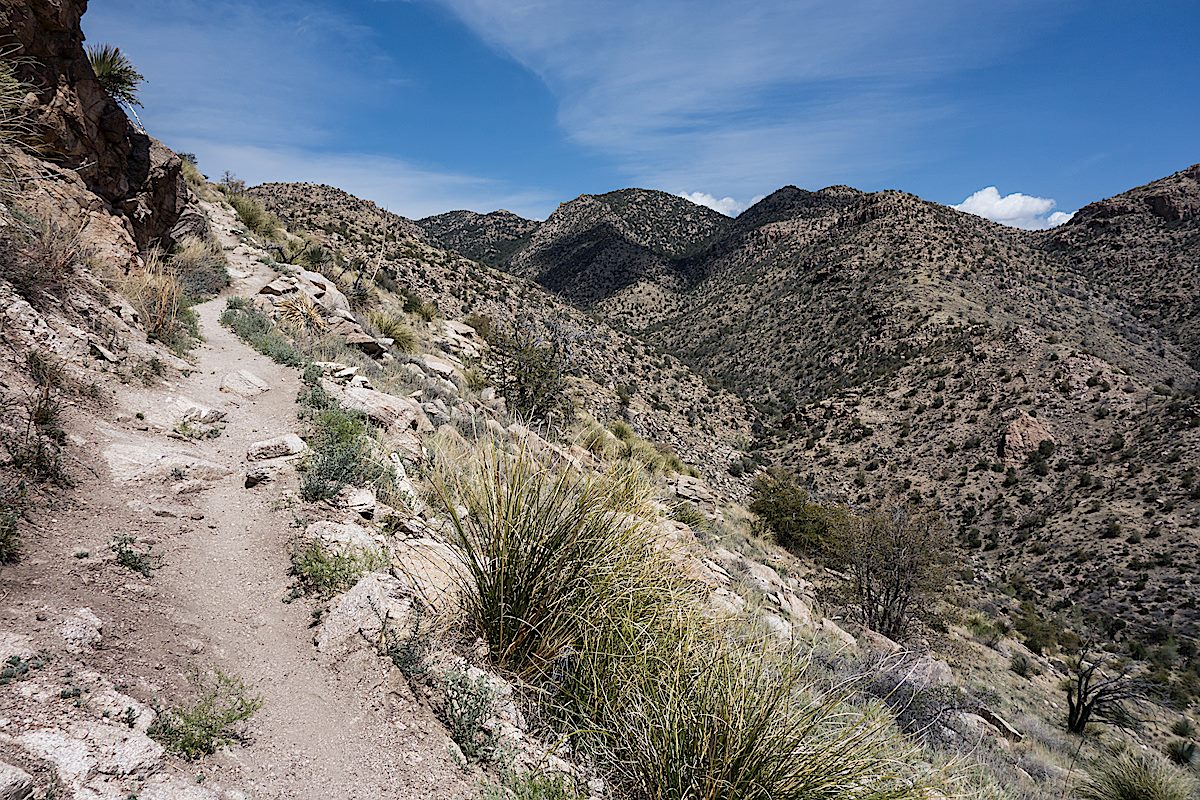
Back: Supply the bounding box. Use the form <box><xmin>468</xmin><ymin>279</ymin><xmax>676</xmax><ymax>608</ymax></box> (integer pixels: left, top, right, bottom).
<box><xmin>83</xmin><ymin>1</ymin><xmax>1199</xmax><ymax>226</ymax></box>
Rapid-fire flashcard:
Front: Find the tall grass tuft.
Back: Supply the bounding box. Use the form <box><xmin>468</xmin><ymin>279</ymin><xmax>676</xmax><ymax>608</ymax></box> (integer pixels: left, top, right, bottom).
<box><xmin>367</xmin><ymin>309</ymin><xmax>418</xmax><ymax>353</ymax></box>
<box><xmin>1075</xmin><ymin>752</ymin><xmax>1196</xmax><ymax>800</ymax></box>
<box><xmin>124</xmin><ymin>250</ymin><xmax>199</xmax><ymax>354</ymax></box>
<box><xmin>0</xmin><ymin>46</ymin><xmax>37</xmax><ymax>168</ymax></box>
<box><xmin>172</xmin><ymin>236</ymin><xmax>229</xmax><ymax>302</ymax></box>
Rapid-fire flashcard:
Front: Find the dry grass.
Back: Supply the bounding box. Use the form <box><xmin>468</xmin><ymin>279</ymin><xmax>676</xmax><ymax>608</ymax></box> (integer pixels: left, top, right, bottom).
<box><xmin>123</xmin><ymin>250</ymin><xmax>199</xmax><ymax>354</ymax></box>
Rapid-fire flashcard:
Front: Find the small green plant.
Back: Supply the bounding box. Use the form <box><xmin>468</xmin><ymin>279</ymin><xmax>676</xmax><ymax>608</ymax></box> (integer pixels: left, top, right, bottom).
<box><xmin>289</xmin><ymin>541</ymin><xmax>384</xmax><ymax>599</ymax></box>
<box><xmin>0</xmin><ymin>653</ymin><xmax>45</xmax><ymax>685</ymax></box>
<box><xmin>110</xmin><ymin>533</ymin><xmax>161</xmax><ymax>577</ymax></box>
<box><xmin>1075</xmin><ymin>752</ymin><xmax>1195</xmax><ymax>800</ymax></box>
<box><xmin>440</xmin><ymin>669</ymin><xmax>500</xmax><ymax>763</ymax></box>
<box><xmin>149</xmin><ymin>670</ymin><xmax>262</xmax><ymax>759</ymax></box>
<box><xmin>3</xmin><ymin>385</ymin><xmax>69</xmax><ymax>484</ymax></box>
<box><xmin>220</xmin><ymin>301</ymin><xmax>306</xmax><ymax>367</ymax></box>
<box><xmin>299</xmin><ymin>407</ymin><xmax>393</xmax><ymax>502</ymax></box>
<box><xmin>668</xmin><ymin>501</ymin><xmax>708</xmax><ymax>529</ymax></box>
<box><xmin>86</xmin><ymin>44</ymin><xmax>143</xmax><ymax>108</ymax></box>
<box><xmin>383</xmin><ymin>602</ymin><xmax>431</xmax><ymax>678</ymax></box>
<box><xmin>0</xmin><ymin>481</ymin><xmax>25</xmax><ymax>563</ymax></box>
<box><xmin>1166</xmin><ymin>738</ymin><xmax>1196</xmax><ymax>766</ymax></box>
<box><xmin>482</xmin><ymin>770</ymin><xmax>580</xmax><ymax>800</ymax></box>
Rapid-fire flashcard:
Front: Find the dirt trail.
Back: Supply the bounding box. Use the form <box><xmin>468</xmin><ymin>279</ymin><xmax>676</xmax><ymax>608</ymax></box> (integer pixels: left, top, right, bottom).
<box><xmin>105</xmin><ymin>205</ymin><xmax>469</xmax><ymax>799</ymax></box>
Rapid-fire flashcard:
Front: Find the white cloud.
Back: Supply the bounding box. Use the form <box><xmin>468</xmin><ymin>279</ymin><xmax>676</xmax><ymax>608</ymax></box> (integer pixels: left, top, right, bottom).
<box><xmin>678</xmin><ymin>191</ymin><xmax>743</xmax><ymax>216</ymax></box>
<box><xmin>952</xmin><ymin>186</ymin><xmax>1074</xmax><ymax>230</ymax></box>
<box><xmin>434</xmin><ymin>0</ymin><xmax>1051</xmax><ymax>199</ymax></box>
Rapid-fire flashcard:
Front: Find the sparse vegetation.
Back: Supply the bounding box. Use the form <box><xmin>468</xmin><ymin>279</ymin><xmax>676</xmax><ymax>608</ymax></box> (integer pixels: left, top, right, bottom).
<box><xmin>1</xmin><ymin>217</ymin><xmax>87</xmax><ymax>307</ymax></box>
<box><xmin>149</xmin><ymin>670</ymin><xmax>262</xmax><ymax>759</ymax></box>
<box><xmin>220</xmin><ymin>298</ymin><xmax>306</xmax><ymax>366</ymax></box>
<box><xmin>298</xmin><ymin>406</ymin><xmax>393</xmax><ymax>502</ymax></box>
<box><xmin>229</xmin><ymin>193</ymin><xmax>282</xmax><ymax>239</ymax></box>
<box><xmin>172</xmin><ymin>235</ymin><xmax>230</xmax><ymax>302</ymax></box>
<box><xmin>440</xmin><ymin>669</ymin><xmax>501</xmax><ymax>763</ymax></box>
<box><xmin>110</xmin><ymin>533</ymin><xmax>161</xmax><ymax>577</ymax></box>
<box><xmin>289</xmin><ymin>541</ymin><xmax>385</xmax><ymax>599</ymax></box>
<box><xmin>124</xmin><ymin>249</ymin><xmax>200</xmax><ymax>354</ymax></box>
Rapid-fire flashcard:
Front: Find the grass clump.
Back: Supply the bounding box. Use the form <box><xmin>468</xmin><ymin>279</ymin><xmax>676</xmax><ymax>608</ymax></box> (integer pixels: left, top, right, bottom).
<box><xmin>1075</xmin><ymin>752</ymin><xmax>1195</xmax><ymax>800</ymax></box>
<box><xmin>0</xmin><ymin>46</ymin><xmax>36</xmax><ymax>160</ymax></box>
<box><xmin>124</xmin><ymin>250</ymin><xmax>199</xmax><ymax>355</ymax></box>
<box><xmin>228</xmin><ymin>193</ymin><xmax>281</xmax><ymax>240</ymax></box>
<box><xmin>367</xmin><ymin>309</ymin><xmax>417</xmax><ymax>352</ymax></box>
<box><xmin>149</xmin><ymin>670</ymin><xmax>262</xmax><ymax>760</ymax></box>
<box><xmin>220</xmin><ymin>299</ymin><xmax>306</xmax><ymax>367</ymax></box>
<box><xmin>298</xmin><ymin>407</ymin><xmax>393</xmax><ymax>502</ymax></box>
<box><xmin>438</xmin><ymin>447</ymin><xmax>927</xmax><ymax>800</ymax></box>
<box><xmin>172</xmin><ymin>236</ymin><xmax>229</xmax><ymax>302</ymax></box>
<box><xmin>0</xmin><ymin>481</ymin><xmax>25</xmax><ymax>563</ymax></box>
<box><xmin>1</xmin><ymin>217</ymin><xmax>87</xmax><ymax>308</ymax></box>
<box><xmin>289</xmin><ymin>541</ymin><xmax>385</xmax><ymax>599</ymax></box>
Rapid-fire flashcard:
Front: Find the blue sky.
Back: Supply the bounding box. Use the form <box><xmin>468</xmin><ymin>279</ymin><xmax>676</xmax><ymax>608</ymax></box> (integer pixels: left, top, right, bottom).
<box><xmin>83</xmin><ymin>1</ymin><xmax>1198</xmax><ymax>225</ymax></box>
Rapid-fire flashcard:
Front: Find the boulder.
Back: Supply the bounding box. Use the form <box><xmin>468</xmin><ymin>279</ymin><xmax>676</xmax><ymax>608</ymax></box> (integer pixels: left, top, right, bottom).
<box><xmin>318</xmin><ymin>379</ymin><xmax>431</xmax><ymax>435</ymax></box>
<box><xmin>999</xmin><ymin>412</ymin><xmax>1055</xmax><ymax>467</ymax></box>
<box><xmin>0</xmin><ymin>761</ymin><xmax>33</xmax><ymax>800</ymax></box>
<box><xmin>314</xmin><ymin>572</ymin><xmax>413</xmax><ymax>656</ymax></box>
<box><xmin>247</xmin><ymin>434</ymin><xmax>306</xmax><ymax>461</ymax></box>
<box><xmin>59</xmin><ymin>608</ymin><xmax>102</xmax><ymax>653</ymax></box>
<box><xmin>345</xmin><ymin>331</ymin><xmax>388</xmax><ymax>357</ymax></box>
<box><xmin>305</xmin><ymin>520</ymin><xmax>383</xmax><ymax>556</ymax></box>
<box><xmin>392</xmin><ymin>538</ymin><xmax>464</xmax><ymax>614</ymax></box>
<box><xmin>220</xmin><ymin>369</ymin><xmax>270</xmax><ymax>398</ymax></box>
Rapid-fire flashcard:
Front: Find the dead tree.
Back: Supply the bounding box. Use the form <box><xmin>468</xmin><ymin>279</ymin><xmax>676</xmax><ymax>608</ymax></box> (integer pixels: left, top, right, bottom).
<box><xmin>1064</xmin><ymin>647</ymin><xmax>1152</xmax><ymax>734</ymax></box>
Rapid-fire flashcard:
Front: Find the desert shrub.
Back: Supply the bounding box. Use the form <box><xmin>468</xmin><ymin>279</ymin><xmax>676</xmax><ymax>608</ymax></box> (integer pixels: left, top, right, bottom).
<box><xmin>828</xmin><ymin>505</ymin><xmax>955</xmax><ymax>639</ymax></box>
<box><xmin>1074</xmin><ymin>752</ymin><xmax>1195</xmax><ymax>800</ymax></box>
<box><xmin>298</xmin><ymin>407</ymin><xmax>393</xmax><ymax>501</ymax></box>
<box><xmin>110</xmin><ymin>533</ymin><xmax>161</xmax><ymax>577</ymax></box>
<box><xmin>669</xmin><ymin>501</ymin><xmax>708</xmax><ymax>528</ymax></box>
<box><xmin>289</xmin><ymin>541</ymin><xmax>384</xmax><ymax>599</ymax></box>
<box><xmin>0</xmin><ymin>480</ymin><xmax>24</xmax><ymax>563</ymax></box>
<box><xmin>86</xmin><ymin>44</ymin><xmax>143</xmax><ymax>108</ymax></box>
<box><xmin>578</xmin><ymin>420</ymin><xmax>620</xmax><ymax>460</ymax></box>
<box><xmin>1009</xmin><ymin>652</ymin><xmax>1037</xmax><ymax>678</ymax></box>
<box><xmin>491</xmin><ymin>327</ymin><xmax>573</xmax><ymax>426</ymax></box>
<box><xmin>1</xmin><ymin>218</ymin><xmax>87</xmax><ymax>307</ymax></box>
<box><xmin>482</xmin><ymin>771</ymin><xmax>579</xmax><ymax>800</ymax></box>
<box><xmin>171</xmin><ymin>236</ymin><xmax>229</xmax><ymax>302</ymax></box>
<box><xmin>124</xmin><ymin>250</ymin><xmax>199</xmax><ymax>354</ymax></box>
<box><xmin>749</xmin><ymin>470</ymin><xmax>845</xmax><ymax>556</ymax></box>
<box><xmin>367</xmin><ymin>309</ymin><xmax>417</xmax><ymax>352</ymax></box>
<box><xmin>275</xmin><ymin>293</ymin><xmax>327</xmax><ymax>334</ymax></box>
<box><xmin>1171</xmin><ymin>718</ymin><xmax>1195</xmax><ymax>738</ymax></box>
<box><xmin>179</xmin><ymin>156</ymin><xmax>205</xmax><ymax>188</ymax></box>
<box><xmin>2</xmin><ymin>384</ymin><xmax>68</xmax><ymax>484</ymax></box>
<box><xmin>435</xmin><ymin>448</ymin><xmax>680</xmax><ymax>674</ymax></box>
<box><xmin>149</xmin><ymin>670</ymin><xmax>262</xmax><ymax>759</ymax></box>
<box><xmin>229</xmin><ymin>194</ymin><xmax>281</xmax><ymax>239</ymax></box>
<box><xmin>441</xmin><ymin>670</ymin><xmax>501</xmax><ymax>762</ymax></box>
<box><xmin>220</xmin><ymin>300</ymin><xmax>305</xmax><ymax>366</ymax></box>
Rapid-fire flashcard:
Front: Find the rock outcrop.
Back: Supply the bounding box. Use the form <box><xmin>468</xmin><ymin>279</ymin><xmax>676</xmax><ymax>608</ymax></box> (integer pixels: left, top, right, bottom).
<box><xmin>0</xmin><ymin>0</ymin><xmax>185</xmax><ymax>248</ymax></box>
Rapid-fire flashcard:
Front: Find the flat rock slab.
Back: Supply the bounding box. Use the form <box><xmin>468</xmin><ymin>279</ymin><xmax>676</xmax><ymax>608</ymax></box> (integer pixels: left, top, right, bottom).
<box><xmin>220</xmin><ymin>369</ymin><xmax>271</xmax><ymax>398</ymax></box>
<box><xmin>247</xmin><ymin>434</ymin><xmax>307</xmax><ymax>461</ymax></box>
<box><xmin>0</xmin><ymin>760</ymin><xmax>33</xmax><ymax>800</ymax></box>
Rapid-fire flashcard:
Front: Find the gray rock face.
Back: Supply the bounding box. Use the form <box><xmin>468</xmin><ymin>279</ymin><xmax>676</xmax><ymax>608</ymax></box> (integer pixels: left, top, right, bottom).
<box><xmin>315</xmin><ymin>572</ymin><xmax>413</xmax><ymax>656</ymax></box>
<box><xmin>220</xmin><ymin>369</ymin><xmax>271</xmax><ymax>398</ymax></box>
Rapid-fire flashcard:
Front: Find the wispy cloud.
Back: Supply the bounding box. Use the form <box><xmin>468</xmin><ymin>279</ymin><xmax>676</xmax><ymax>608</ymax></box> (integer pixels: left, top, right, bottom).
<box><xmin>952</xmin><ymin>186</ymin><xmax>1073</xmax><ymax>230</ymax></box>
<box><xmin>180</xmin><ymin>142</ymin><xmax>554</xmax><ymax>219</ymax></box>
<box><xmin>81</xmin><ymin>0</ymin><xmax>551</xmax><ymax>218</ymax></box>
<box><xmin>433</xmin><ymin>0</ymin><xmax>1044</xmax><ymax>198</ymax></box>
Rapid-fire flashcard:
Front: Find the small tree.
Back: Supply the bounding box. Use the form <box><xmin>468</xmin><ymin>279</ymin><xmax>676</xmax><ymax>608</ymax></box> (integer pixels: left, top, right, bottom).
<box><xmin>829</xmin><ymin>505</ymin><xmax>954</xmax><ymax>640</ymax></box>
<box><xmin>1064</xmin><ymin>646</ymin><xmax>1151</xmax><ymax>734</ymax></box>
<box><xmin>491</xmin><ymin>326</ymin><xmax>573</xmax><ymax>427</ymax></box>
<box><xmin>748</xmin><ymin>471</ymin><xmax>844</xmax><ymax>556</ymax></box>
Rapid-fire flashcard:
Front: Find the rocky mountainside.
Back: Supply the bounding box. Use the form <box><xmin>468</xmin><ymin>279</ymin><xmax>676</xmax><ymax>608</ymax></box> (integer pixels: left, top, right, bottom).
<box><xmin>418</xmin><ymin>172</ymin><xmax>1200</xmax><ymax>637</ymax></box>
<box><xmin>1042</xmin><ymin>163</ymin><xmax>1200</xmax><ymax>370</ymax></box>
<box><xmin>251</xmin><ymin>183</ymin><xmax>758</xmax><ymax>491</ymax></box>
<box><xmin>417</xmin><ymin>209</ymin><xmax>538</xmax><ymax>266</ymax></box>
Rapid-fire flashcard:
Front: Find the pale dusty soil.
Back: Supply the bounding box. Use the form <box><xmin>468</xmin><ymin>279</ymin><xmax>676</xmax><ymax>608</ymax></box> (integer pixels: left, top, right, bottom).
<box><xmin>0</xmin><ymin>203</ymin><xmax>472</xmax><ymax>799</ymax></box>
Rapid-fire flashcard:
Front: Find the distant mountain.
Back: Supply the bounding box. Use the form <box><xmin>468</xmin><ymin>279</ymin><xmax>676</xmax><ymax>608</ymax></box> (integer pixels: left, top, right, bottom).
<box><xmin>418</xmin><ymin>209</ymin><xmax>539</xmax><ymax>267</ymax></box>
<box><xmin>257</xmin><ymin>182</ymin><xmax>428</xmax><ymax>244</ymax></box>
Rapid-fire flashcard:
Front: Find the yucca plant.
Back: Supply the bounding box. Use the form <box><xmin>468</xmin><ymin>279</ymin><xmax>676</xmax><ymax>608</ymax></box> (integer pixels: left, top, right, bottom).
<box><xmin>276</xmin><ymin>293</ymin><xmax>327</xmax><ymax>334</ymax></box>
<box><xmin>86</xmin><ymin>44</ymin><xmax>143</xmax><ymax>108</ymax></box>
<box><xmin>1075</xmin><ymin>752</ymin><xmax>1196</xmax><ymax>800</ymax></box>
<box><xmin>435</xmin><ymin>448</ymin><xmax>683</xmax><ymax>674</ymax></box>
<box><xmin>1165</xmin><ymin>738</ymin><xmax>1196</xmax><ymax>766</ymax></box>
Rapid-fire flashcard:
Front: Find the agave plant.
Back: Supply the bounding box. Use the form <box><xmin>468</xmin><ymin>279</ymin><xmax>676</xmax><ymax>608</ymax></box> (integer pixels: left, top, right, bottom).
<box><xmin>86</xmin><ymin>44</ymin><xmax>144</xmax><ymax>108</ymax></box>
<box><xmin>275</xmin><ymin>293</ymin><xmax>327</xmax><ymax>333</ymax></box>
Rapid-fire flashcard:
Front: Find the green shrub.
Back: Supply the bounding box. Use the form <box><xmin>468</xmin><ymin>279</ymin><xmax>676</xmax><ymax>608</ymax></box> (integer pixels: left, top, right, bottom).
<box><xmin>482</xmin><ymin>771</ymin><xmax>579</xmax><ymax>800</ymax></box>
<box><xmin>229</xmin><ymin>194</ymin><xmax>281</xmax><ymax>239</ymax></box>
<box><xmin>1075</xmin><ymin>752</ymin><xmax>1195</xmax><ymax>800</ymax></box>
<box><xmin>220</xmin><ymin>301</ymin><xmax>306</xmax><ymax>366</ymax></box>
<box><xmin>86</xmin><ymin>44</ymin><xmax>143</xmax><ymax>107</ymax></box>
<box><xmin>110</xmin><ymin>533</ymin><xmax>161</xmax><ymax>577</ymax></box>
<box><xmin>491</xmin><ymin>327</ymin><xmax>573</xmax><ymax>425</ymax></box>
<box><xmin>2</xmin><ymin>385</ymin><xmax>68</xmax><ymax>484</ymax></box>
<box><xmin>149</xmin><ymin>670</ymin><xmax>262</xmax><ymax>759</ymax></box>
<box><xmin>1165</xmin><ymin>738</ymin><xmax>1195</xmax><ymax>766</ymax></box>
<box><xmin>440</xmin><ymin>670</ymin><xmax>500</xmax><ymax>762</ymax></box>
<box><xmin>172</xmin><ymin>236</ymin><xmax>229</xmax><ymax>302</ymax></box>
<box><xmin>1</xmin><ymin>217</ymin><xmax>87</xmax><ymax>307</ymax></box>
<box><xmin>298</xmin><ymin>407</ymin><xmax>393</xmax><ymax>501</ymax></box>
<box><xmin>289</xmin><ymin>541</ymin><xmax>384</xmax><ymax>599</ymax></box>
<box><xmin>748</xmin><ymin>470</ymin><xmax>844</xmax><ymax>556</ymax></box>
<box><xmin>1171</xmin><ymin>718</ymin><xmax>1196</xmax><ymax>738</ymax></box>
